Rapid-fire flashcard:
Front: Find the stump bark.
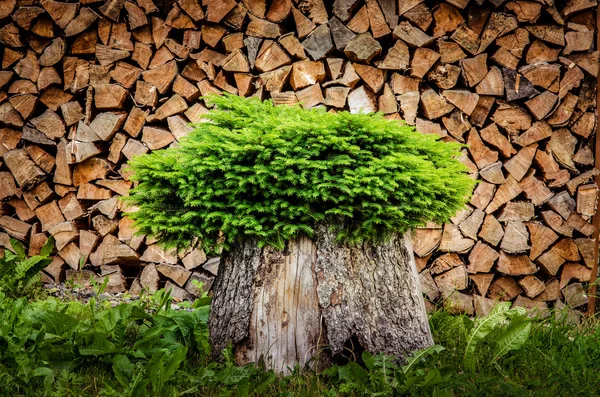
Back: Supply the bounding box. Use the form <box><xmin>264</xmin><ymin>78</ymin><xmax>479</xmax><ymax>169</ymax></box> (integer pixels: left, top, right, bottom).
<box><xmin>209</xmin><ymin>227</ymin><xmax>433</xmax><ymax>374</ymax></box>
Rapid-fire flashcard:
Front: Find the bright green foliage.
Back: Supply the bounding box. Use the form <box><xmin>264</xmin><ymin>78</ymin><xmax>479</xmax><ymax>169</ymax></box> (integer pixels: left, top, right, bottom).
<box><xmin>0</xmin><ymin>237</ymin><xmax>54</xmax><ymax>297</ymax></box>
<box><xmin>462</xmin><ymin>302</ymin><xmax>531</xmax><ymax>372</ymax></box>
<box><xmin>126</xmin><ymin>94</ymin><xmax>474</xmax><ymax>253</ymax></box>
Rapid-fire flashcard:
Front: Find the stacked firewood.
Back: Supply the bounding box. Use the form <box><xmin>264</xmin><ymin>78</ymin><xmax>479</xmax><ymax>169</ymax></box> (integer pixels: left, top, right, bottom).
<box><xmin>0</xmin><ymin>0</ymin><xmax>597</xmax><ymax>315</ymax></box>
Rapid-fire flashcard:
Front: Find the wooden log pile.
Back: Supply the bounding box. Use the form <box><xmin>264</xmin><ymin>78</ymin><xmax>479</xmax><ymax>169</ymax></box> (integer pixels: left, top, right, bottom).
<box><xmin>0</xmin><ymin>0</ymin><xmax>597</xmax><ymax>314</ymax></box>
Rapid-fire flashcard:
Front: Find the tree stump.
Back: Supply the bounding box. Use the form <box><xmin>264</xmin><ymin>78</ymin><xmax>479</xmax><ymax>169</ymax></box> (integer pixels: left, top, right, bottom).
<box><xmin>209</xmin><ymin>226</ymin><xmax>433</xmax><ymax>374</ymax></box>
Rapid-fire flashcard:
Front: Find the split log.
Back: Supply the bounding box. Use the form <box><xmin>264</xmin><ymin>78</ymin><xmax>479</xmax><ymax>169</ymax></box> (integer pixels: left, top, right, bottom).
<box><xmin>434</xmin><ymin>265</ymin><xmax>468</xmax><ymax>294</ymax></box>
<box><xmin>344</xmin><ymin>32</ymin><xmax>382</xmax><ymax>63</ymax></box>
<box><xmin>525</xmin><ymin>91</ymin><xmax>558</xmax><ymax>120</ymax></box>
<box><xmin>467</xmin><ymin>241</ymin><xmax>499</xmax><ymax>273</ymax></box>
<box><xmin>575</xmin><ymin>238</ymin><xmax>595</xmax><ymax>268</ymax></box>
<box><xmin>548</xmin><ymin>191</ymin><xmax>576</xmax><ymax>220</ymax></box>
<box><xmin>513</xmin><ymin>121</ymin><xmax>552</xmax><ymax>147</ymax></box>
<box><xmin>458</xmin><ymin>208</ymin><xmax>485</xmax><ymax>240</ymax></box>
<box><xmin>501</xmin><ymin>221</ymin><xmax>530</xmax><ymax>254</ymax></box>
<box><xmin>476</xmin><ymin>66</ymin><xmax>504</xmax><ymax>96</ymax></box>
<box><xmin>478</xmin><ymin>214</ymin><xmax>504</xmax><ymax>247</ymax></box>
<box><xmin>420</xmin><ymin>270</ymin><xmax>440</xmax><ymax>301</ymax></box>
<box><xmin>518</xmin><ymin>275</ymin><xmax>545</xmax><ymax>298</ymax></box>
<box><xmin>430</xmin><ymin>253</ymin><xmax>464</xmax><ymax>275</ymax></box>
<box><xmin>542</xmin><ymin>210</ymin><xmax>575</xmax><ymax>237</ymax></box>
<box><xmin>503</xmin><ymin>144</ymin><xmax>537</xmax><ymax>182</ymax></box>
<box><xmin>460</xmin><ymin>54</ymin><xmax>487</xmax><ymax>87</ymax></box>
<box><xmin>471</xmin><ymin>181</ymin><xmax>496</xmax><ymax>210</ymax></box>
<box><xmin>485</xmin><ymin>175</ymin><xmax>523</xmax><ymax>214</ymax></box>
<box><xmin>520</xmin><ymin>175</ymin><xmax>554</xmax><ymax>205</ymax></box>
<box><xmin>421</xmin><ymin>89</ymin><xmax>454</xmax><ymax>120</ymax></box>
<box><xmin>504</xmin><ymin>68</ymin><xmax>539</xmax><ymax>101</ymax></box>
<box><xmin>488</xmin><ymin>276</ymin><xmax>523</xmax><ymax>301</ymax></box>
<box><xmin>439</xmin><ymin>224</ymin><xmax>475</xmax><ymax>253</ymax></box>
<box><xmin>470</xmin><ymin>274</ymin><xmax>494</xmax><ymax>297</ymax></box>
<box><xmin>498</xmin><ymin>202</ymin><xmax>534</xmax><ymax>222</ymax></box>
<box><xmin>393</xmin><ymin>21</ymin><xmax>433</xmax><ymax>47</ymax></box>
<box><xmin>562</xmin><ymin>283</ymin><xmax>588</xmax><ymax>308</ymax></box>
<box><xmin>3</xmin><ymin>149</ymin><xmax>46</xmax><ymax>189</ymax></box>
<box><xmin>560</xmin><ymin>263</ymin><xmax>591</xmax><ymax>289</ymax></box>
<box><xmin>491</xmin><ymin>102</ymin><xmax>531</xmax><ymax>136</ymax></box>
<box><xmin>497</xmin><ymin>252</ymin><xmax>537</xmax><ymax>276</ymax></box>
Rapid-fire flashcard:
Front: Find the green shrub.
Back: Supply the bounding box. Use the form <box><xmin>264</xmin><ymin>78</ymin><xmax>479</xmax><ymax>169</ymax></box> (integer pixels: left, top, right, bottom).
<box><xmin>0</xmin><ymin>237</ymin><xmax>54</xmax><ymax>298</ymax></box>
<box><xmin>126</xmin><ymin>94</ymin><xmax>474</xmax><ymax>253</ymax></box>
<box><xmin>0</xmin><ymin>289</ymin><xmax>211</xmax><ymax>396</ymax></box>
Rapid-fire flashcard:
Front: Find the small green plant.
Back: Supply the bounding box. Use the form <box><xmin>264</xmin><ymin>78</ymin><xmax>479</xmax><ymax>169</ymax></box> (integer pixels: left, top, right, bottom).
<box><xmin>0</xmin><ymin>287</ymin><xmax>213</xmax><ymax>396</ymax></box>
<box><xmin>463</xmin><ymin>302</ymin><xmax>531</xmax><ymax>372</ymax></box>
<box><xmin>125</xmin><ymin>94</ymin><xmax>475</xmax><ymax>254</ymax></box>
<box><xmin>90</xmin><ymin>274</ymin><xmax>110</xmax><ymax>296</ymax></box>
<box><xmin>322</xmin><ymin>345</ymin><xmax>450</xmax><ymax>396</ymax></box>
<box><xmin>0</xmin><ymin>236</ymin><xmax>54</xmax><ymax>297</ymax></box>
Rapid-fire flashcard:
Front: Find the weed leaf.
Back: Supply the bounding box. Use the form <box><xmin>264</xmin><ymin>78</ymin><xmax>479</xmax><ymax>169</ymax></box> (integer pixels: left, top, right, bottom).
<box><xmin>402</xmin><ymin>345</ymin><xmax>444</xmax><ymax>374</ymax></box>
<box><xmin>464</xmin><ymin>302</ymin><xmax>512</xmax><ymax>370</ymax></box>
<box><xmin>112</xmin><ymin>355</ymin><xmax>135</xmax><ymax>387</ymax></box>
<box><xmin>493</xmin><ymin>320</ymin><xmax>532</xmax><ymax>361</ymax></box>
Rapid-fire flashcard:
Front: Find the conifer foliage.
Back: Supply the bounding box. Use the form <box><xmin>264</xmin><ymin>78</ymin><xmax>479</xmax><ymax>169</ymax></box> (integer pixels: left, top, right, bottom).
<box><xmin>126</xmin><ymin>95</ymin><xmax>475</xmax><ymax>253</ymax></box>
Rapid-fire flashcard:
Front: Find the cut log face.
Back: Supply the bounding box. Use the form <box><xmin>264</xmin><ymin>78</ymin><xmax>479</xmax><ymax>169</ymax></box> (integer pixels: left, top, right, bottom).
<box><xmin>503</xmin><ymin>144</ymin><xmax>537</xmax><ymax>182</ymax></box>
<box><xmin>458</xmin><ymin>208</ymin><xmax>485</xmax><ymax>240</ymax></box>
<box><xmin>548</xmin><ymin>191</ymin><xmax>576</xmax><ymax>221</ymax></box>
<box><xmin>471</xmin><ymin>182</ymin><xmax>496</xmax><ymax>210</ymax></box>
<box><xmin>461</xmin><ymin>54</ymin><xmax>488</xmax><ymax>86</ymax></box>
<box><xmin>562</xmin><ymin>283</ymin><xmax>588</xmax><ymax>308</ymax></box>
<box><xmin>393</xmin><ymin>21</ymin><xmax>433</xmax><ymax>47</ymax></box>
<box><xmin>430</xmin><ymin>253</ymin><xmax>464</xmax><ymax>275</ymax></box>
<box><xmin>3</xmin><ymin>149</ymin><xmax>46</xmax><ymax>189</ymax></box>
<box><xmin>344</xmin><ymin>33</ymin><xmax>382</xmax><ymax>64</ymax></box>
<box><xmin>498</xmin><ymin>202</ymin><xmax>535</xmax><ymax>223</ymax></box>
<box><xmin>467</xmin><ymin>241</ymin><xmax>499</xmax><ymax>273</ymax></box>
<box><xmin>439</xmin><ymin>223</ymin><xmax>475</xmax><ymax>253</ymax></box>
<box><xmin>576</xmin><ymin>184</ymin><xmax>598</xmax><ymax>217</ymax></box>
<box><xmin>210</xmin><ymin>230</ymin><xmax>433</xmax><ymax>375</ymax></box>
<box><xmin>420</xmin><ymin>270</ymin><xmax>440</xmax><ymax>301</ymax></box>
<box><xmin>435</xmin><ymin>265</ymin><xmax>468</xmax><ymax>295</ymax></box>
<box><xmin>496</xmin><ymin>252</ymin><xmax>537</xmax><ymax>276</ymax></box>
<box><xmin>467</xmin><ymin>127</ymin><xmax>499</xmax><ymax>169</ymax></box>
<box><xmin>442</xmin><ymin>90</ymin><xmax>478</xmax><ymax>115</ymax></box>
<box><xmin>518</xmin><ymin>275</ymin><xmax>545</xmax><ymax>299</ymax></box>
<box><xmin>501</xmin><ymin>221</ymin><xmax>530</xmax><ymax>254</ymax></box>
<box><xmin>411</xmin><ymin>228</ymin><xmax>442</xmax><ymax>257</ymax></box>
<box><xmin>488</xmin><ymin>276</ymin><xmax>523</xmax><ymax>301</ymax></box>
<box><xmin>379</xmin><ymin>40</ymin><xmax>409</xmax><ymax>70</ymax></box>
<box><xmin>485</xmin><ymin>175</ymin><xmax>523</xmax><ymax>214</ymax></box>
<box><xmin>514</xmin><ymin>295</ymin><xmax>550</xmax><ymax>319</ymax></box>
<box><xmin>476</xmin><ymin>66</ymin><xmax>504</xmax><ymax>96</ymax></box>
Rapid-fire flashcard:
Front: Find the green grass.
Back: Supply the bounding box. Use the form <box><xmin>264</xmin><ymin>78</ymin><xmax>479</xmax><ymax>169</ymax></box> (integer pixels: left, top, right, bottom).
<box><xmin>429</xmin><ymin>310</ymin><xmax>600</xmax><ymax>396</ymax></box>
<box><xmin>2</xmin><ymin>289</ymin><xmax>600</xmax><ymax>397</ymax></box>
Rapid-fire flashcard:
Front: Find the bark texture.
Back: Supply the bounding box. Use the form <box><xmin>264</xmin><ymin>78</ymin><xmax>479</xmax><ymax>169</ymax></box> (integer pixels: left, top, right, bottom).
<box><xmin>208</xmin><ymin>240</ymin><xmax>262</xmax><ymax>355</ymax></box>
<box><xmin>314</xmin><ymin>226</ymin><xmax>434</xmax><ymax>357</ymax></box>
<box><xmin>209</xmin><ymin>228</ymin><xmax>433</xmax><ymax>374</ymax></box>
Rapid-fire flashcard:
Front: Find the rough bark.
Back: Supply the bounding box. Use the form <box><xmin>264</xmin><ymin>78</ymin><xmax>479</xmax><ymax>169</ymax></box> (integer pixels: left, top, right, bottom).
<box><xmin>209</xmin><ymin>227</ymin><xmax>433</xmax><ymax>374</ymax></box>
